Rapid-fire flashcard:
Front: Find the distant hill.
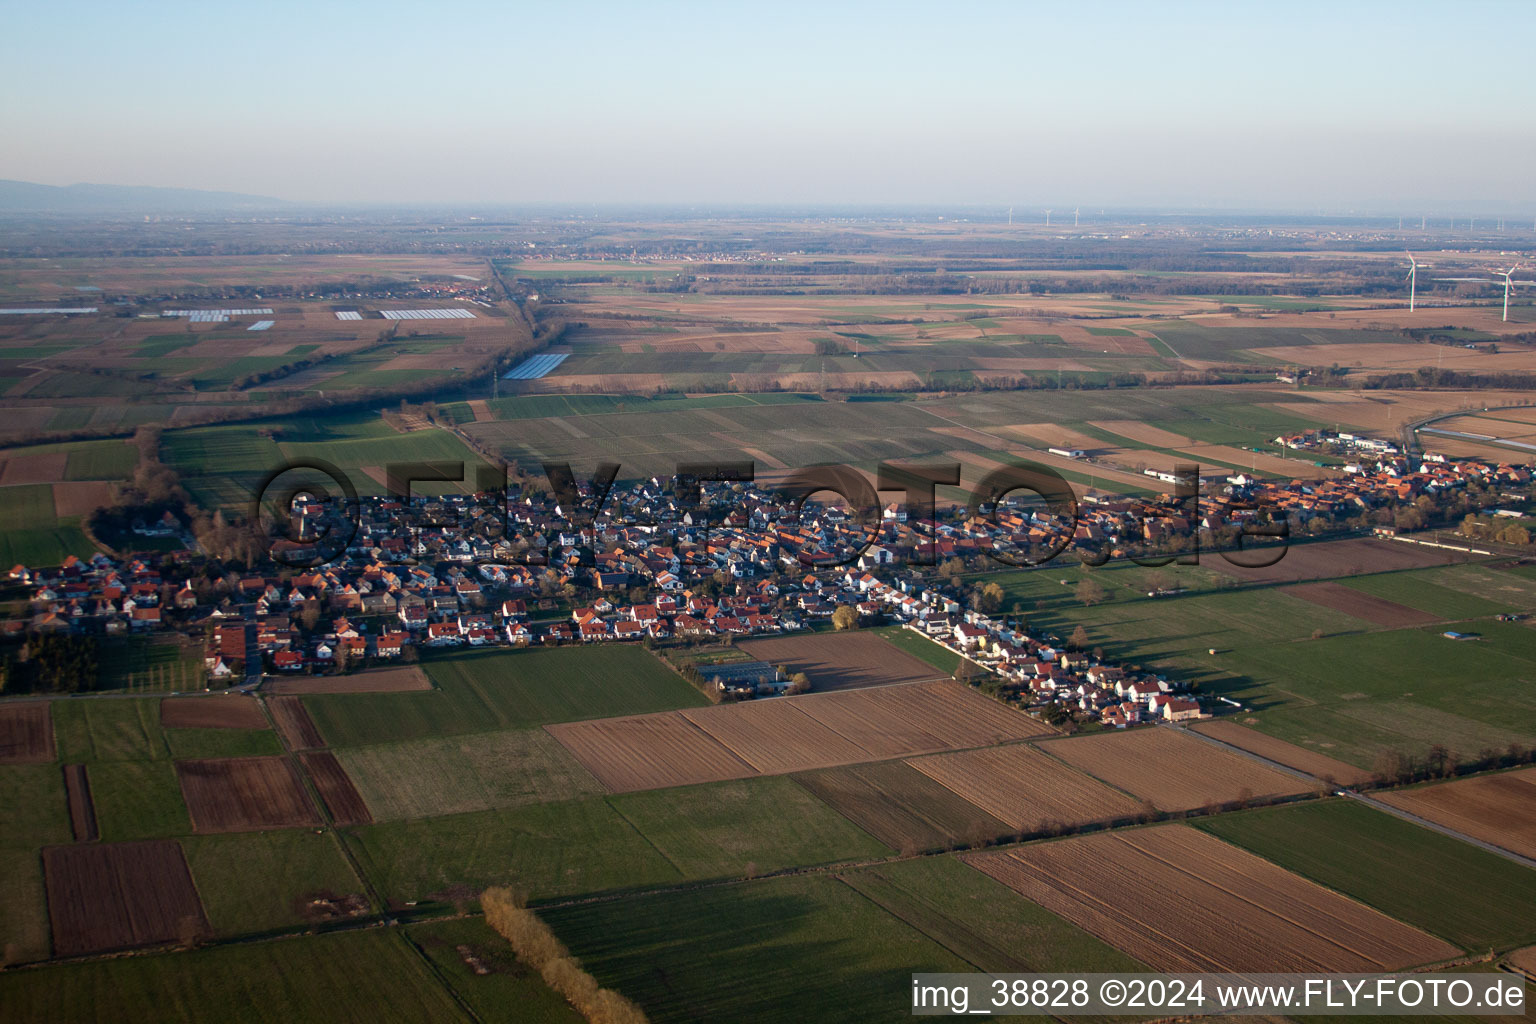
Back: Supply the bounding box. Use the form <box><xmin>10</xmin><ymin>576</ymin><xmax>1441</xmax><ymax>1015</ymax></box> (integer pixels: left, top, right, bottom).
<box><xmin>0</xmin><ymin>179</ymin><xmax>293</xmax><ymax>214</ymax></box>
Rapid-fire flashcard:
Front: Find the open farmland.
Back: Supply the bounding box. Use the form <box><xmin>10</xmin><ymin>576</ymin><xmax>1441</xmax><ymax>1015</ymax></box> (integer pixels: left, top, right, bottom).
<box><xmin>268</xmin><ymin>695</ymin><xmax>325</xmax><ymax>750</ymax></box>
<box><xmin>265</xmin><ymin>666</ymin><xmax>430</xmax><ymax>694</ymax></box>
<box><xmin>160</xmin><ymin>696</ymin><xmax>268</xmax><ymax>730</ymax></box>
<box><xmin>63</xmin><ymin>763</ymin><xmax>98</xmax><ymax>841</ymax></box>
<box><xmin>736</xmin><ymin>630</ymin><xmax>945</xmax><ymax>691</ymax></box>
<box><xmin>543</xmin><ymin>873</ymin><xmax>975</xmax><ymax>1024</ymax></box>
<box><xmin>1191</xmin><ymin>718</ymin><xmax>1374</xmax><ymax>786</ymax></box>
<box><xmin>1283</xmin><ymin>580</ymin><xmax>1438</xmax><ymax>627</ymax></box>
<box><xmin>0</xmin><ymin>764</ymin><xmax>71</xmax><ymax>962</ymax></box>
<box><xmin>181</xmin><ymin>829</ymin><xmax>369</xmax><ymax>938</ymax></box>
<box><xmin>1197</xmin><ymin>799</ymin><xmax>1536</xmax><ymax>951</ymax></box>
<box><xmin>302</xmin><ymin>645</ymin><xmax>707</xmax><ymax>748</ymax></box>
<box><xmin>0</xmin><ymin>703</ymin><xmax>55</xmax><ymax>763</ymax></box>
<box><xmin>908</xmin><ymin>743</ymin><xmax>1145</xmax><ymax>833</ymax></box>
<box><xmin>839</xmin><ymin>854</ymin><xmax>1147</xmax><ymax>975</ymax></box>
<box><xmin>544</xmin><ymin>712</ymin><xmax>756</xmax><ymax>792</ymax></box>
<box><xmin>964</xmin><ymin>824</ymin><xmax>1458</xmax><ymax>971</ymax></box>
<box><xmin>43</xmin><ymin>840</ymin><xmax>210</xmax><ymax>956</ymax></box>
<box><xmin>1511</xmin><ymin>945</ymin><xmax>1536</xmax><ymax>979</ymax></box>
<box><xmin>0</xmin><ymin>926</ymin><xmax>479</xmax><ymax>1024</ymax></box>
<box><xmin>1042</xmin><ymin>726</ymin><xmax>1311</xmax><ymax>811</ymax></box>
<box><xmin>299</xmin><ymin>751</ymin><xmax>372</xmax><ymax>826</ymax></box>
<box><xmin>1375</xmin><ymin>768</ymin><xmax>1536</xmax><ymax>861</ymax></box>
<box><xmin>336</xmin><ymin>728</ymin><xmax>603</xmax><ymax>820</ymax></box>
<box><xmin>548</xmin><ymin>681</ymin><xmax>1051</xmax><ymax>793</ymax></box>
<box><xmin>793</xmin><ymin>760</ymin><xmax>1010</xmax><ymax>853</ymax></box>
<box><xmin>175</xmin><ymin>757</ymin><xmax>319</xmax><ymax>833</ymax></box>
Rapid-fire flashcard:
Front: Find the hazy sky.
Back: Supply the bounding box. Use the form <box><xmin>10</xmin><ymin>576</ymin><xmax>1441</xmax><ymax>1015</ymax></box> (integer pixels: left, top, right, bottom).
<box><xmin>3</xmin><ymin>0</ymin><xmax>1534</xmax><ymax>209</ymax></box>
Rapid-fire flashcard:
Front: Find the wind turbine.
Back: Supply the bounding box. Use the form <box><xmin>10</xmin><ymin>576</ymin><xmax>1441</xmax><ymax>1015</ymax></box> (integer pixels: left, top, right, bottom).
<box><xmin>1494</xmin><ymin>264</ymin><xmax>1533</xmax><ymax>322</ymax></box>
<box><xmin>1007</xmin><ymin>206</ymin><xmax>1013</xmax><ymax>226</ymax></box>
<box><xmin>1405</xmin><ymin>252</ymin><xmax>1430</xmax><ymax>312</ymax></box>
<box><xmin>1074</xmin><ymin>207</ymin><xmax>1080</xmax><ymax>227</ymax></box>
<box><xmin>1044</xmin><ymin>209</ymin><xmax>1052</xmax><ymax>227</ymax></box>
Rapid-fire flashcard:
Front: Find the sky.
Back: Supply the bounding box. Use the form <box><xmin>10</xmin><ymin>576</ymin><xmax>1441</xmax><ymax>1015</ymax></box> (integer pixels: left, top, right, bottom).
<box><xmin>2</xmin><ymin>0</ymin><xmax>1534</xmax><ymax>210</ymax></box>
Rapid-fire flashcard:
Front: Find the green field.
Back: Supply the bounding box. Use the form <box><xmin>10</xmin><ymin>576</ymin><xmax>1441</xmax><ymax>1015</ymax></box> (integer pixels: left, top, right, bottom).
<box><xmin>345</xmin><ymin>797</ymin><xmax>683</xmax><ymax>906</ymax></box>
<box><xmin>1197</xmin><ymin>799</ymin><xmax>1536</xmax><ymax>952</ymax></box>
<box><xmin>0</xmin><ymin>928</ymin><xmax>471</xmax><ymax>1023</ymax></box>
<box><xmin>89</xmin><ymin>758</ymin><xmax>190</xmax><ymax>841</ymax></box>
<box><xmin>97</xmin><ymin>636</ymin><xmax>207</xmax><ymax>693</ymax></box>
<box><xmin>305</xmin><ymin>645</ymin><xmax>707</xmax><ymax>748</ymax></box>
<box><xmin>970</xmin><ymin>556</ymin><xmax>1536</xmax><ymax>767</ymax></box>
<box><xmin>53</xmin><ymin>697</ymin><xmax>169</xmax><ymax>761</ymax></box>
<box><xmin>182</xmin><ymin>830</ymin><xmax>369</xmax><ymax>938</ymax></box>
<box><xmin>345</xmin><ymin>773</ymin><xmax>893</xmax><ymax>906</ymax></box>
<box><xmin>0</xmin><ymin>765</ymin><xmax>71</xmax><ymax>962</ymax></box>
<box><xmin>874</xmin><ymin>624</ymin><xmax>963</xmax><ymax>673</ymax></box>
<box><xmin>840</xmin><ymin>855</ymin><xmax>1146</xmax><ymax>973</ymax></box>
<box><xmin>0</xmin><ymin>481</ymin><xmax>95</xmax><ymax>566</ymax></box>
<box><xmin>405</xmin><ymin>917</ymin><xmax>583</xmax><ymax>1024</ymax></box>
<box><xmin>337</xmin><ymin>728</ymin><xmax>604</xmax><ymax>820</ymax></box>
<box><xmin>607</xmin><ymin>776</ymin><xmax>892</xmax><ymax>877</ymax></box>
<box><xmin>63</xmin><ymin>438</ymin><xmax>138</xmax><ymax>480</ymax></box>
<box><xmin>543</xmin><ymin>874</ymin><xmax>975</xmax><ymax>1023</ymax></box>
<box><xmin>163</xmin><ymin>726</ymin><xmax>283</xmax><ymax>760</ymax></box>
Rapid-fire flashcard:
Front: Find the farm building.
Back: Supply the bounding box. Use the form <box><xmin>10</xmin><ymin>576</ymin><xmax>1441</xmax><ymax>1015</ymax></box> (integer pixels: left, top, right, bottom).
<box><xmin>700</xmin><ymin>660</ymin><xmax>785</xmax><ymax>696</ymax></box>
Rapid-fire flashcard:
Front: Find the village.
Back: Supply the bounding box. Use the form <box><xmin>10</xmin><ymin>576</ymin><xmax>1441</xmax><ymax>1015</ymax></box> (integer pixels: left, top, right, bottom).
<box><xmin>6</xmin><ymin>441</ymin><xmax>1531</xmax><ymax>730</ymax></box>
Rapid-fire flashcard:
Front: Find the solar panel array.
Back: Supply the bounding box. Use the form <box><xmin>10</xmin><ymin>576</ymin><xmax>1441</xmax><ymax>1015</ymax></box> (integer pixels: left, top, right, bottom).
<box><xmin>0</xmin><ymin>307</ymin><xmax>98</xmax><ymax>315</ymax></box>
<box><xmin>379</xmin><ymin>308</ymin><xmax>477</xmax><ymax>320</ymax></box>
<box><xmin>247</xmin><ymin>320</ymin><xmax>275</xmax><ymax>331</ymax></box>
<box><xmin>334</xmin><ymin>311</ymin><xmax>364</xmax><ymax>321</ymax></box>
<box><xmin>502</xmin><ymin>352</ymin><xmax>569</xmax><ymax>380</ymax></box>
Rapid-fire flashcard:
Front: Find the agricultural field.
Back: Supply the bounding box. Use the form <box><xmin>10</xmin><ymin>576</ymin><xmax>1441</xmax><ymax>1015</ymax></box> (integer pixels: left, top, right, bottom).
<box><xmin>547</xmin><ymin>680</ymin><xmax>1051</xmax><ymax>793</ymax></box>
<box><xmin>908</xmin><ymin>742</ymin><xmax>1145</xmax><ymax>833</ymax></box>
<box><xmin>267</xmin><ymin>695</ymin><xmax>325</xmax><ymax>751</ymax></box>
<box><xmin>265</xmin><ymin>666</ymin><xmax>431</xmax><ymax>694</ymax></box>
<box><xmin>542</xmin><ymin>873</ymin><xmax>976</xmax><ymax>1024</ymax></box>
<box><xmin>42</xmin><ymin>839</ymin><xmax>210</xmax><ymax>956</ymax></box>
<box><xmin>1190</xmin><ymin>718</ymin><xmax>1374</xmax><ymax>787</ymax></box>
<box><xmin>839</xmin><ymin>855</ymin><xmax>1147</xmax><ymax>975</ymax></box>
<box><xmin>737</xmin><ymin>630</ymin><xmax>946</xmax><ymax>691</ymax></box>
<box><xmin>62</xmin><ymin>763</ymin><xmax>97</xmax><ymax>841</ymax></box>
<box><xmin>406</xmin><ymin>917</ymin><xmax>584</xmax><ymax>1024</ymax></box>
<box><xmin>180</xmin><ymin>829</ymin><xmax>368</xmax><ymax>938</ymax></box>
<box><xmin>299</xmin><ymin>751</ymin><xmax>373</xmax><ymax>826</ymax></box>
<box><xmin>0</xmin><ymin>763</ymin><xmax>72</xmax><ymax>962</ymax></box>
<box><xmin>0</xmin><ymin>926</ymin><xmax>480</xmax><ymax>1024</ymax></box>
<box><xmin>175</xmin><ymin>756</ymin><xmax>319</xmax><ymax>833</ymax></box>
<box><xmin>1197</xmin><ymin>799</ymin><xmax>1536</xmax><ymax>951</ymax></box>
<box><xmin>160</xmin><ymin>695</ymin><xmax>268</xmax><ymax>730</ymax></box>
<box><xmin>1374</xmin><ymin>767</ymin><xmax>1536</xmax><ymax>861</ymax></box>
<box><xmin>971</xmin><ymin>547</ymin><xmax>1536</xmax><ymax>769</ymax></box>
<box><xmin>303</xmin><ymin>645</ymin><xmax>708</xmax><ymax>748</ymax></box>
<box><xmin>792</xmin><ymin>760</ymin><xmax>1010</xmax><ymax>853</ymax></box>
<box><xmin>0</xmin><ymin>702</ymin><xmax>55</xmax><ymax>763</ymax></box>
<box><xmin>1040</xmin><ymin>726</ymin><xmax>1312</xmax><ymax>811</ymax></box>
<box><xmin>964</xmin><ymin>825</ymin><xmax>1458</xmax><ymax>972</ymax></box>
<box><xmin>336</xmin><ymin>728</ymin><xmax>603</xmax><ymax>821</ymax></box>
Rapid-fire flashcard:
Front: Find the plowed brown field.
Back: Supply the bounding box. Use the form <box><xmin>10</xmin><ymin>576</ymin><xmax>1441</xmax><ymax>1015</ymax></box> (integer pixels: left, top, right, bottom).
<box><xmin>0</xmin><ymin>702</ymin><xmax>54</xmax><ymax>763</ymax></box>
<box><xmin>43</xmin><ymin>840</ymin><xmax>210</xmax><ymax>956</ymax></box>
<box><xmin>63</xmin><ymin>763</ymin><xmax>97</xmax><ymax>842</ymax></box>
<box><xmin>1284</xmin><ymin>582</ymin><xmax>1436</xmax><ymax>628</ymax></box>
<box><xmin>1191</xmin><ymin>719</ymin><xmax>1373</xmax><ymax>787</ymax></box>
<box><xmin>1042</xmin><ymin>727</ymin><xmax>1310</xmax><ymax>811</ymax></box>
<box><xmin>545</xmin><ymin>712</ymin><xmax>755</xmax><ymax>793</ymax></box>
<box><xmin>300</xmin><ymin>751</ymin><xmax>372</xmax><ymax>825</ymax></box>
<box><xmin>268</xmin><ymin>695</ymin><xmax>325</xmax><ymax>749</ymax></box>
<box><xmin>1376</xmin><ymin>767</ymin><xmax>1536</xmax><ymax>860</ymax></box>
<box><xmin>160</xmin><ymin>696</ymin><xmax>268</xmax><ymax>730</ymax></box>
<box><xmin>176</xmin><ymin>756</ymin><xmax>319</xmax><ymax>833</ymax></box>
<box><xmin>549</xmin><ymin>681</ymin><xmax>1051</xmax><ymax>793</ymax></box>
<box><xmin>909</xmin><ymin>743</ymin><xmax>1143</xmax><ymax>832</ymax></box>
<box><xmin>265</xmin><ymin>666</ymin><xmax>430</xmax><ymax>694</ymax></box>
<box><xmin>964</xmin><ymin>825</ymin><xmax>1457</xmax><ymax>972</ymax></box>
